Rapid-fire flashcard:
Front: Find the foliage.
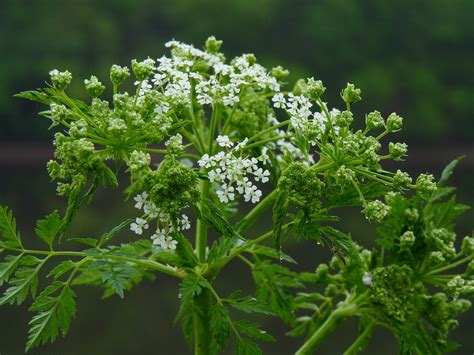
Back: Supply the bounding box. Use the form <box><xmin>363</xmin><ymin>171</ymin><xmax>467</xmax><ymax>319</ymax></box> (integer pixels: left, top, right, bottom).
<box><xmin>0</xmin><ymin>37</ymin><xmax>472</xmax><ymax>354</ymax></box>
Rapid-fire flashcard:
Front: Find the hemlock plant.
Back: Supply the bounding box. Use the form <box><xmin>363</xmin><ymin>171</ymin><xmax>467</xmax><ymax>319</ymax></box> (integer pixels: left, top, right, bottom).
<box><xmin>1</xmin><ymin>36</ymin><xmax>473</xmax><ymax>354</ymax></box>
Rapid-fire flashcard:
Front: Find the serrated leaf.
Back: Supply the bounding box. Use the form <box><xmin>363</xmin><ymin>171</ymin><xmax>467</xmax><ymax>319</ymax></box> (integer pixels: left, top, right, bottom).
<box><xmin>226</xmin><ymin>294</ymin><xmax>275</xmax><ymax>316</ymax></box>
<box><xmin>98</xmin><ymin>219</ymin><xmax>133</xmax><ymax>247</ymax></box>
<box><xmin>175</xmin><ymin>274</ymin><xmax>210</xmax><ymax>323</ymax></box>
<box><xmin>251</xmin><ymin>245</ymin><xmax>296</xmax><ymax>264</ymax></box>
<box><xmin>0</xmin><ymin>206</ymin><xmax>22</xmax><ymax>248</ymax></box>
<box><xmin>200</xmin><ymin>201</ymin><xmax>240</xmax><ymax>239</ymax></box>
<box><xmin>47</xmin><ymin>261</ymin><xmax>76</xmax><ymax>280</ymax></box>
<box><xmin>438</xmin><ymin>156</ymin><xmax>465</xmax><ymax>187</ymax></box>
<box><xmin>26</xmin><ymin>282</ymin><xmax>76</xmax><ymax>352</ymax></box>
<box><xmin>0</xmin><ymin>257</ymin><xmax>46</xmax><ymax>305</ymax></box>
<box><xmin>210</xmin><ymin>304</ymin><xmax>231</xmax><ymax>355</ymax></box>
<box><xmin>68</xmin><ymin>238</ymin><xmax>99</xmax><ymax>248</ymax></box>
<box><xmin>0</xmin><ymin>254</ymin><xmax>23</xmax><ymax>286</ymax></box>
<box><xmin>234</xmin><ymin>320</ymin><xmax>274</xmax><ymax>342</ymax></box>
<box><xmin>15</xmin><ymin>90</ymin><xmax>51</xmax><ymax>105</ymax></box>
<box><xmin>272</xmin><ymin>191</ymin><xmax>288</xmax><ymax>253</ymax></box>
<box><xmin>35</xmin><ymin>211</ymin><xmax>62</xmax><ymax>248</ymax></box>
<box><xmin>236</xmin><ymin>338</ymin><xmax>262</xmax><ymax>355</ymax></box>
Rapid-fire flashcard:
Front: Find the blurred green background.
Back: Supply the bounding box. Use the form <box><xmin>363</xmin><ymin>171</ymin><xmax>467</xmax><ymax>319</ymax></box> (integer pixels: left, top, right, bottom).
<box><xmin>0</xmin><ymin>0</ymin><xmax>473</xmax><ymax>354</ymax></box>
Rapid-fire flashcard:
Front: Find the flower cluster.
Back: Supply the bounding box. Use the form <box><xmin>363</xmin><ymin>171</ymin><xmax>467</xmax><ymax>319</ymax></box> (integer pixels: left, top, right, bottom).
<box><xmin>198</xmin><ymin>136</ymin><xmax>270</xmax><ymax>204</ymax></box>
<box><xmin>130</xmin><ymin>192</ymin><xmax>191</xmax><ymax>250</ymax></box>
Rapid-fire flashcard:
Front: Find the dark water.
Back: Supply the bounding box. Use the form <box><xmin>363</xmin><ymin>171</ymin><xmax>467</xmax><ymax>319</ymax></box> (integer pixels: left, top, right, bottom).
<box><xmin>0</xmin><ymin>162</ymin><xmax>472</xmax><ymax>355</ymax></box>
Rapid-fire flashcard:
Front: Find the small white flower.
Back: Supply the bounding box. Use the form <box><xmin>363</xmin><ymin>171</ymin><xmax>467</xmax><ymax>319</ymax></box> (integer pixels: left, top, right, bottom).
<box><xmin>362</xmin><ymin>272</ymin><xmax>373</xmax><ymax>287</ymax></box>
<box><xmin>130</xmin><ymin>218</ymin><xmax>149</xmax><ymax>235</ymax></box>
<box><xmin>198</xmin><ymin>154</ymin><xmax>214</xmax><ymax>168</ymax></box>
<box><xmin>164</xmin><ymin>236</ymin><xmax>178</xmax><ymax>250</ymax></box>
<box><xmin>254</xmin><ymin>168</ymin><xmax>270</xmax><ymax>183</ymax></box>
<box><xmin>133</xmin><ymin>192</ymin><xmax>149</xmax><ymax>210</ymax></box>
<box><xmin>216</xmin><ymin>135</ymin><xmax>234</xmax><ymax>148</ymax></box>
<box><xmin>272</xmin><ymin>93</ymin><xmax>286</xmax><ymax>109</ymax></box>
<box><xmin>216</xmin><ymin>184</ymin><xmax>235</xmax><ymax>203</ymax></box>
<box><xmin>180</xmin><ymin>214</ymin><xmax>191</xmax><ymax>230</ymax></box>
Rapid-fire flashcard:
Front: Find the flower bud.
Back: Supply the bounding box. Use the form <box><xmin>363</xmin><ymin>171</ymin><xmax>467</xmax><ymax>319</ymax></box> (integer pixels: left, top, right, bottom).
<box><xmin>110</xmin><ymin>64</ymin><xmax>130</xmax><ymax>86</ymax></box>
<box><xmin>389</xmin><ymin>142</ymin><xmax>408</xmax><ymax>160</ymax></box>
<box><xmin>270</xmin><ymin>66</ymin><xmax>290</xmax><ymax>81</ymax></box>
<box><xmin>363</xmin><ymin>200</ymin><xmax>391</xmax><ymax>222</ymax></box>
<box><xmin>461</xmin><ymin>236</ymin><xmax>474</xmax><ymax>255</ymax></box>
<box><xmin>84</xmin><ymin>75</ymin><xmax>105</xmax><ymax>98</ymax></box>
<box><xmin>49</xmin><ymin>69</ymin><xmax>72</xmax><ymax>90</ymax></box>
<box><xmin>366</xmin><ymin>110</ymin><xmax>384</xmax><ymax>129</ymax></box>
<box><xmin>205</xmin><ymin>36</ymin><xmax>223</xmax><ymax>54</ymax></box>
<box><xmin>341</xmin><ymin>83</ymin><xmax>361</xmax><ymax>104</ymax></box>
<box><xmin>386</xmin><ymin>112</ymin><xmax>403</xmax><ymax>131</ymax></box>
<box><xmin>415</xmin><ymin>173</ymin><xmax>437</xmax><ymax>195</ymax></box>
<box><xmin>362</xmin><ymin>272</ymin><xmax>373</xmax><ymax>287</ymax></box>
<box><xmin>131</xmin><ymin>58</ymin><xmax>155</xmax><ymax>81</ymax></box>
<box><xmin>399</xmin><ymin>231</ymin><xmax>416</xmax><ymax>249</ymax></box>
<box><xmin>302</xmin><ymin>77</ymin><xmax>326</xmax><ymax>100</ymax></box>
<box><xmin>392</xmin><ymin>170</ymin><xmax>412</xmax><ymax>188</ymax></box>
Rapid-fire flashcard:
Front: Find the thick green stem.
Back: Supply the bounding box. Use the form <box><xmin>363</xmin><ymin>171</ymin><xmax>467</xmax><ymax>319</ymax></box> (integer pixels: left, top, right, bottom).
<box><xmin>236</xmin><ymin>189</ymin><xmax>279</xmax><ymax>233</ymax></box>
<box><xmin>295</xmin><ymin>304</ymin><xmax>356</xmax><ymax>355</ymax></box>
<box><xmin>193</xmin><ymin>288</ymin><xmax>212</xmax><ymax>355</ymax></box>
<box><xmin>343</xmin><ymin>321</ymin><xmax>375</xmax><ymax>355</ymax></box>
<box><xmin>196</xmin><ymin>179</ymin><xmax>211</xmax><ymax>262</ymax></box>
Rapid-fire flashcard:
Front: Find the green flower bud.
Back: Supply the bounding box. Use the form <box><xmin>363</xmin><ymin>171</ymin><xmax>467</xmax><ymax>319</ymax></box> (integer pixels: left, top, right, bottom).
<box><xmin>341</xmin><ymin>83</ymin><xmax>361</xmax><ymax>104</ymax></box>
<box><xmin>165</xmin><ymin>134</ymin><xmax>185</xmax><ymax>154</ymax></box>
<box><xmin>270</xmin><ymin>66</ymin><xmax>290</xmax><ymax>81</ymax></box>
<box><xmin>336</xmin><ymin>165</ymin><xmax>355</xmax><ymax>184</ymax></box>
<box><xmin>129</xmin><ymin>150</ymin><xmax>151</xmax><ymax>173</ymax></box>
<box><xmin>446</xmin><ymin>276</ymin><xmax>474</xmax><ymax>299</ymax></box>
<box><xmin>400</xmin><ymin>231</ymin><xmax>416</xmax><ymax>249</ymax></box>
<box><xmin>461</xmin><ymin>236</ymin><xmax>474</xmax><ymax>255</ymax></box>
<box><xmin>324</xmin><ymin>284</ymin><xmax>338</xmax><ymax>297</ymax></box>
<box><xmin>84</xmin><ymin>75</ymin><xmax>105</xmax><ymax>98</ymax></box>
<box><xmin>384</xmin><ymin>191</ymin><xmax>401</xmax><ymax>205</ymax></box>
<box><xmin>110</xmin><ymin>64</ymin><xmax>130</xmax><ymax>86</ymax></box>
<box><xmin>278</xmin><ymin>162</ymin><xmax>325</xmax><ymax>209</ymax></box>
<box><xmin>393</xmin><ymin>169</ymin><xmax>412</xmax><ymax>188</ymax></box>
<box><xmin>334</xmin><ymin>110</ymin><xmax>353</xmax><ymax>128</ymax></box>
<box><xmin>403</xmin><ymin>208</ymin><xmax>419</xmax><ymax>223</ymax></box>
<box><xmin>363</xmin><ymin>200</ymin><xmax>390</xmax><ymax>222</ymax></box>
<box><xmin>389</xmin><ymin>142</ymin><xmax>408</xmax><ymax>160</ymax></box>
<box><xmin>315</xmin><ymin>264</ymin><xmax>329</xmax><ymax>280</ymax></box>
<box><xmin>366</xmin><ymin>110</ymin><xmax>384</xmax><ymax>130</ymax></box>
<box><xmin>49</xmin><ymin>103</ymin><xmax>69</xmax><ymax>126</ymax></box>
<box><xmin>386</xmin><ymin>112</ymin><xmax>403</xmax><ymax>131</ymax></box>
<box><xmin>427</xmin><ymin>251</ymin><xmax>445</xmax><ymax>265</ymax></box>
<box><xmin>302</xmin><ymin>77</ymin><xmax>326</xmax><ymax>100</ymax></box>
<box><xmin>205</xmin><ymin>36</ymin><xmax>223</xmax><ymax>54</ymax></box>
<box><xmin>49</xmin><ymin>69</ymin><xmax>72</xmax><ymax>90</ymax></box>
<box><xmin>131</xmin><ymin>58</ymin><xmax>155</xmax><ymax>81</ymax></box>
<box><xmin>415</xmin><ymin>173</ymin><xmax>437</xmax><ymax>195</ymax></box>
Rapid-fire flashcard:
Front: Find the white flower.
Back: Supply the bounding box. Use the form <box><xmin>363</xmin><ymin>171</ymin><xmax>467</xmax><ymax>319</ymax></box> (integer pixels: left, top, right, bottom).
<box><xmin>133</xmin><ymin>192</ymin><xmax>148</xmax><ymax>210</ymax></box>
<box><xmin>244</xmin><ymin>185</ymin><xmax>262</xmax><ymax>203</ymax></box>
<box><xmin>362</xmin><ymin>272</ymin><xmax>373</xmax><ymax>287</ymax></box>
<box><xmin>272</xmin><ymin>93</ymin><xmax>286</xmax><ymax>108</ymax></box>
<box><xmin>151</xmin><ymin>230</ymin><xmax>178</xmax><ymax>250</ymax></box>
<box><xmin>216</xmin><ymin>184</ymin><xmax>235</xmax><ymax>203</ymax></box>
<box><xmin>180</xmin><ymin>214</ymin><xmax>191</xmax><ymax>230</ymax></box>
<box><xmin>130</xmin><ymin>218</ymin><xmax>149</xmax><ymax>235</ymax></box>
<box><xmin>216</xmin><ymin>135</ymin><xmax>234</xmax><ymax>148</ymax></box>
<box><xmin>164</xmin><ymin>236</ymin><xmax>178</xmax><ymax>250</ymax></box>
<box><xmin>254</xmin><ymin>168</ymin><xmax>270</xmax><ymax>183</ymax></box>
<box><xmin>197</xmin><ymin>154</ymin><xmax>214</xmax><ymax>168</ymax></box>
<box><xmin>143</xmin><ymin>201</ymin><xmax>160</xmax><ymax>219</ymax></box>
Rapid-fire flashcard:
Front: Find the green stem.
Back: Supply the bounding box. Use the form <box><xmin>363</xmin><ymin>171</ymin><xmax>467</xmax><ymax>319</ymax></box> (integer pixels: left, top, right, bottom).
<box><xmin>425</xmin><ymin>255</ymin><xmax>473</xmax><ymax>276</ymax></box>
<box><xmin>196</xmin><ymin>179</ymin><xmax>211</xmax><ymax>262</ymax></box>
<box><xmin>235</xmin><ymin>189</ymin><xmax>280</xmax><ymax>233</ymax></box>
<box><xmin>193</xmin><ymin>288</ymin><xmax>212</xmax><ymax>355</ymax></box>
<box><xmin>343</xmin><ymin>321</ymin><xmax>375</xmax><ymax>355</ymax></box>
<box><xmin>296</xmin><ymin>302</ymin><xmax>358</xmax><ymax>355</ymax></box>
<box><xmin>246</xmin><ymin>119</ymin><xmax>290</xmax><ymax>143</ymax></box>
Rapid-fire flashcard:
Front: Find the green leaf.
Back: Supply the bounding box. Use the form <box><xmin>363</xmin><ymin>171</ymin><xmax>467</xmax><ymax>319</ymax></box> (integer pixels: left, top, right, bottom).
<box><xmin>234</xmin><ymin>320</ymin><xmax>274</xmax><ymax>342</ymax></box>
<box><xmin>0</xmin><ymin>254</ymin><xmax>23</xmax><ymax>286</ymax></box>
<box><xmin>15</xmin><ymin>90</ymin><xmax>51</xmax><ymax>105</ymax></box>
<box><xmin>0</xmin><ymin>256</ymin><xmax>45</xmax><ymax>305</ymax></box>
<box><xmin>200</xmin><ymin>201</ymin><xmax>240</xmax><ymax>238</ymax></box>
<box><xmin>98</xmin><ymin>219</ymin><xmax>133</xmax><ymax>247</ymax></box>
<box><xmin>272</xmin><ymin>191</ymin><xmax>288</xmax><ymax>253</ymax></box>
<box><xmin>226</xmin><ymin>293</ymin><xmax>275</xmax><ymax>316</ymax></box>
<box><xmin>47</xmin><ymin>261</ymin><xmax>76</xmax><ymax>280</ymax></box>
<box><xmin>210</xmin><ymin>304</ymin><xmax>231</xmax><ymax>355</ymax></box>
<box><xmin>251</xmin><ymin>245</ymin><xmax>296</xmax><ymax>264</ymax></box>
<box><xmin>87</xmin><ymin>259</ymin><xmax>141</xmax><ymax>298</ymax></box>
<box><xmin>68</xmin><ymin>238</ymin><xmax>99</xmax><ymax>248</ymax></box>
<box><xmin>236</xmin><ymin>338</ymin><xmax>262</xmax><ymax>355</ymax></box>
<box><xmin>35</xmin><ymin>211</ymin><xmax>62</xmax><ymax>248</ymax></box>
<box><xmin>0</xmin><ymin>206</ymin><xmax>22</xmax><ymax>248</ymax></box>
<box><xmin>26</xmin><ymin>281</ymin><xmax>77</xmax><ymax>352</ymax></box>
<box><xmin>176</xmin><ymin>274</ymin><xmax>210</xmax><ymax>323</ymax></box>
<box><xmin>438</xmin><ymin>156</ymin><xmax>465</xmax><ymax>187</ymax></box>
